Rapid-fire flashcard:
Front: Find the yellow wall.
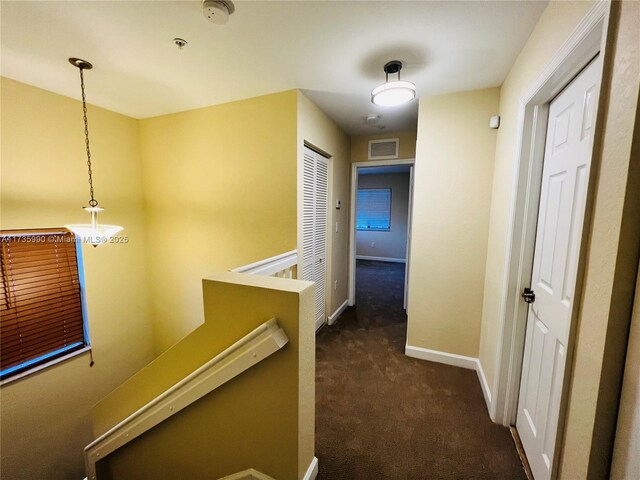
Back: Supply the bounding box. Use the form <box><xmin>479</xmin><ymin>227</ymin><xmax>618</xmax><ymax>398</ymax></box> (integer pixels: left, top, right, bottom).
<box><xmin>478</xmin><ymin>0</ymin><xmax>596</xmax><ymax>395</ymax></box>
<box><xmin>407</xmin><ymin>88</ymin><xmax>499</xmax><ymax>357</ymax></box>
<box><xmin>92</xmin><ymin>273</ymin><xmax>315</xmax><ymax>480</ymax></box>
<box><xmin>351</xmin><ymin>131</ymin><xmax>417</xmax><ymax>163</ymax></box>
<box><xmin>0</xmin><ymin>78</ymin><xmax>155</xmax><ymax>480</ymax></box>
<box><xmin>297</xmin><ymin>92</ymin><xmax>351</xmax><ymax>317</ymax></box>
<box><xmin>139</xmin><ymin>91</ymin><xmax>299</xmax><ymax>352</ymax></box>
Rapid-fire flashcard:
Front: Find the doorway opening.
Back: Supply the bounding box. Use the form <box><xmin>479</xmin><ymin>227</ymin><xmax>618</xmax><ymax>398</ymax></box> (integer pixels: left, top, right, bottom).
<box><xmin>348</xmin><ymin>160</ymin><xmax>415</xmax><ymax>311</ymax></box>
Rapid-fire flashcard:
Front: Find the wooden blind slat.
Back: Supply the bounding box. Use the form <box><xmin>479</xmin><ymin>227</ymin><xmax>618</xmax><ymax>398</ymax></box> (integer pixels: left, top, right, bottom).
<box><xmin>9</xmin><ymin>283</ymin><xmax>80</xmax><ymax>300</ymax></box>
<box><xmin>1</xmin><ymin>292</ymin><xmax>81</xmax><ymax>317</ymax></box>
<box><xmin>1</xmin><ymin>305</ymin><xmax>83</xmax><ymax>332</ymax></box>
<box><xmin>4</xmin><ymin>254</ymin><xmax>78</xmax><ymax>268</ymax></box>
<box><xmin>12</xmin><ymin>325</ymin><xmax>84</xmax><ymax>353</ymax></box>
<box><xmin>8</xmin><ymin>282</ymin><xmax>80</xmax><ymax>307</ymax></box>
<box><xmin>3</xmin><ymin>262</ymin><xmax>77</xmax><ymax>278</ymax></box>
<box><xmin>4</xmin><ymin>245</ymin><xmax>77</xmax><ymax>258</ymax></box>
<box><xmin>2</xmin><ymin>344</ymin><xmax>78</xmax><ymax>370</ymax></box>
<box><xmin>9</xmin><ymin>272</ymin><xmax>79</xmax><ymax>290</ymax></box>
<box><xmin>0</xmin><ymin>326</ymin><xmax>84</xmax><ymax>362</ymax></box>
<box><xmin>8</xmin><ymin>271</ymin><xmax>79</xmax><ymax>288</ymax></box>
<box><xmin>4</xmin><ymin>247</ymin><xmax>77</xmax><ymax>259</ymax></box>
<box><xmin>4</xmin><ymin>234</ymin><xmax>74</xmax><ymax>245</ymax></box>
<box><xmin>1</xmin><ymin>319</ymin><xmax>84</xmax><ymax>352</ymax></box>
<box><xmin>1</xmin><ymin>331</ymin><xmax>85</xmax><ymax>368</ymax></box>
<box><xmin>1</xmin><ymin>331</ymin><xmax>85</xmax><ymax>367</ymax></box>
<box><xmin>0</xmin><ymin>230</ymin><xmax>86</xmax><ymax>377</ymax></box>
<box><xmin>2</xmin><ymin>319</ymin><xmax>84</xmax><ymax>352</ymax></box>
<box><xmin>7</xmin><ymin>246</ymin><xmax>75</xmax><ymax>263</ymax></box>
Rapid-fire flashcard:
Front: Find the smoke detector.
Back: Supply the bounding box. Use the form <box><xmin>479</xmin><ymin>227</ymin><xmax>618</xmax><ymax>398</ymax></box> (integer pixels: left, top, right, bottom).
<box><xmin>202</xmin><ymin>0</ymin><xmax>235</xmax><ymax>24</ymax></box>
<box><xmin>365</xmin><ymin>114</ymin><xmax>380</xmax><ymax>125</ymax></box>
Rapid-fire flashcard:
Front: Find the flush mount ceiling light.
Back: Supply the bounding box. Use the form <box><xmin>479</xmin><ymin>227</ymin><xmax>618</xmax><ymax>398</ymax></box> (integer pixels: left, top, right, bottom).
<box><xmin>202</xmin><ymin>0</ymin><xmax>235</xmax><ymax>24</ymax></box>
<box><xmin>371</xmin><ymin>60</ymin><xmax>416</xmax><ymax>107</ymax></box>
<box><xmin>65</xmin><ymin>58</ymin><xmax>123</xmax><ymax>246</ymax></box>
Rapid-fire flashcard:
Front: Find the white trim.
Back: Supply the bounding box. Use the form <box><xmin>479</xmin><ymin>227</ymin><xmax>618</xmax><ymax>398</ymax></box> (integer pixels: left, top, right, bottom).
<box><xmin>356</xmin><ymin>255</ymin><xmax>406</xmax><ymax>263</ymax></box>
<box><xmin>491</xmin><ymin>0</ymin><xmax>608</xmax><ymax>431</ymax></box>
<box><xmin>368</xmin><ymin>138</ymin><xmax>400</xmax><ymax>160</ymax></box>
<box><xmin>405</xmin><ymin>344</ymin><xmax>493</xmax><ymax>410</ymax></box>
<box><xmin>327</xmin><ymin>299</ymin><xmax>349</xmax><ymax>326</ymax></box>
<box><xmin>0</xmin><ymin>346</ymin><xmax>91</xmax><ymax>386</ymax></box>
<box><xmin>405</xmin><ymin>344</ymin><xmax>478</xmax><ymax>370</ymax></box>
<box><xmin>303</xmin><ymin>456</ymin><xmax>319</xmax><ymax>480</ymax></box>
<box><xmin>477</xmin><ymin>359</ymin><xmax>493</xmax><ymax>408</ymax></box>
<box><xmin>349</xmin><ymin>159</ymin><xmax>415</xmax><ymax>306</ymax></box>
<box><xmin>231</xmin><ymin>250</ymin><xmax>298</xmax><ymax>277</ymax></box>
<box><xmin>348</xmin><ymin>164</ymin><xmax>358</xmax><ymax>306</ymax></box>
<box><xmin>352</xmin><ymin>159</ymin><xmax>415</xmax><ymax>168</ymax></box>
<box><xmin>84</xmin><ymin>319</ymin><xmax>289</xmax><ymax>480</ymax></box>
<box><xmin>404</xmin><ymin>165</ymin><xmax>414</xmax><ymax>310</ymax></box>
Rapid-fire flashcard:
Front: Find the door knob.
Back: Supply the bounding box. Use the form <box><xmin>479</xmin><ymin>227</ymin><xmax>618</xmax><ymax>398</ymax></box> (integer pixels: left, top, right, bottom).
<box><xmin>521</xmin><ymin>287</ymin><xmax>536</xmax><ymax>304</ymax></box>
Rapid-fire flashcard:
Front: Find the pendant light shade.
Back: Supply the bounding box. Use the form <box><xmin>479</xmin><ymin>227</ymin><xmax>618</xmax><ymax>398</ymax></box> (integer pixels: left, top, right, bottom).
<box><xmin>64</xmin><ymin>58</ymin><xmax>123</xmax><ymax>246</ymax></box>
<box><xmin>66</xmin><ymin>207</ymin><xmax>123</xmax><ymax>246</ymax></box>
<box><xmin>371</xmin><ymin>61</ymin><xmax>416</xmax><ymax>107</ymax></box>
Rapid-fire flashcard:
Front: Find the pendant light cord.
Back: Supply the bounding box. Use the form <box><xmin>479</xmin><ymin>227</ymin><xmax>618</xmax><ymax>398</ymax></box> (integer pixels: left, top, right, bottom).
<box><xmin>79</xmin><ymin>67</ymin><xmax>98</xmax><ymax>208</ymax></box>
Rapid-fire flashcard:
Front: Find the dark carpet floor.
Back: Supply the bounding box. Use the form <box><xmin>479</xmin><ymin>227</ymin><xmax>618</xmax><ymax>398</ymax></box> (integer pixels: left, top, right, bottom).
<box><xmin>315</xmin><ymin>260</ymin><xmax>526</xmax><ymax>479</ymax></box>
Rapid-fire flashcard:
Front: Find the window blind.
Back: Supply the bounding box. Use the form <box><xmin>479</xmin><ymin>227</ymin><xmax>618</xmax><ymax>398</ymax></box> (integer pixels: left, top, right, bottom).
<box><xmin>357</xmin><ymin>188</ymin><xmax>392</xmax><ymax>231</ymax></box>
<box><xmin>1</xmin><ymin>230</ymin><xmax>86</xmax><ymax>379</ymax></box>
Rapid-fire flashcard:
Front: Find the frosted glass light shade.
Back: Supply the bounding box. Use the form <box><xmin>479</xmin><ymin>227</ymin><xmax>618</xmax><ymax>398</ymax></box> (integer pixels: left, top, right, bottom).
<box><xmin>65</xmin><ymin>224</ymin><xmax>123</xmax><ymax>246</ymax></box>
<box><xmin>371</xmin><ymin>80</ymin><xmax>416</xmax><ymax>107</ymax></box>
<box><xmin>65</xmin><ymin>207</ymin><xmax>123</xmax><ymax>246</ymax></box>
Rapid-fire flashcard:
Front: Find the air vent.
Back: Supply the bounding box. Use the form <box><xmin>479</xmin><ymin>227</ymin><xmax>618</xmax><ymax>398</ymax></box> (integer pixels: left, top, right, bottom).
<box><xmin>368</xmin><ymin>138</ymin><xmax>399</xmax><ymax>160</ymax></box>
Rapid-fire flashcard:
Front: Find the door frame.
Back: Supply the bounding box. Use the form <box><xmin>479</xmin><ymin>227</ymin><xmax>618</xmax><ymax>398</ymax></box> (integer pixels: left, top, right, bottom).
<box><xmin>348</xmin><ymin>158</ymin><xmax>415</xmax><ymax>306</ymax></box>
<box><xmin>491</xmin><ymin>0</ymin><xmax>609</xmax><ymax>463</ymax></box>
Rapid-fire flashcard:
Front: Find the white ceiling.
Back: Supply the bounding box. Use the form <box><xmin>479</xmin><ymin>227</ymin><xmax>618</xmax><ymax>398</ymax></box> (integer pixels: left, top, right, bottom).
<box><xmin>1</xmin><ymin>1</ymin><xmax>547</xmax><ymax>135</ymax></box>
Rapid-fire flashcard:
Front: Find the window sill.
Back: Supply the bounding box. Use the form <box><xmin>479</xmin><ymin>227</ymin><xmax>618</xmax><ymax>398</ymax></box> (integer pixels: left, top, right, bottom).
<box><xmin>0</xmin><ymin>346</ymin><xmax>92</xmax><ymax>386</ymax></box>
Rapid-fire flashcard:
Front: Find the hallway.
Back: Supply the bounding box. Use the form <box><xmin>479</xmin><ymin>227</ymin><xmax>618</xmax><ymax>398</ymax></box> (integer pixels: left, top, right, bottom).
<box><xmin>315</xmin><ymin>260</ymin><xmax>526</xmax><ymax>479</ymax></box>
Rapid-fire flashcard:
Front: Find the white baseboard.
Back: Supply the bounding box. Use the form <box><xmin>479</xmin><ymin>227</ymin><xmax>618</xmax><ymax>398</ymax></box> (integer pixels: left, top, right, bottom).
<box><xmin>303</xmin><ymin>456</ymin><xmax>318</xmax><ymax>480</ymax></box>
<box><xmin>476</xmin><ymin>359</ymin><xmax>493</xmax><ymax>407</ymax></box>
<box><xmin>405</xmin><ymin>343</ymin><xmax>493</xmax><ymax>414</ymax></box>
<box><xmin>356</xmin><ymin>255</ymin><xmax>406</xmax><ymax>263</ymax></box>
<box><xmin>405</xmin><ymin>344</ymin><xmax>478</xmax><ymax>370</ymax></box>
<box><xmin>327</xmin><ymin>299</ymin><xmax>349</xmax><ymax>326</ymax></box>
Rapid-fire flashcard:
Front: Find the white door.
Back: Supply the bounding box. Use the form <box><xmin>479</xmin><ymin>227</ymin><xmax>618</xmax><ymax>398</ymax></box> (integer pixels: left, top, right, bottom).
<box><xmin>516</xmin><ymin>56</ymin><xmax>601</xmax><ymax>480</ymax></box>
<box><xmin>302</xmin><ymin>146</ymin><xmax>328</xmax><ymax>330</ymax></box>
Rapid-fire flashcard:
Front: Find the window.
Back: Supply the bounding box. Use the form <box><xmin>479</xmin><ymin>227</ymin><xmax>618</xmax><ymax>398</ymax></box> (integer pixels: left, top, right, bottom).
<box><xmin>357</xmin><ymin>188</ymin><xmax>392</xmax><ymax>231</ymax></box>
<box><xmin>1</xmin><ymin>229</ymin><xmax>88</xmax><ymax>382</ymax></box>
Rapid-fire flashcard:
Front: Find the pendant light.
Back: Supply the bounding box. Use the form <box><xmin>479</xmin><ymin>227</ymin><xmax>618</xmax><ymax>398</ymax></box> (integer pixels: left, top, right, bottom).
<box><xmin>371</xmin><ymin>60</ymin><xmax>416</xmax><ymax>107</ymax></box>
<box><xmin>65</xmin><ymin>58</ymin><xmax>123</xmax><ymax>246</ymax></box>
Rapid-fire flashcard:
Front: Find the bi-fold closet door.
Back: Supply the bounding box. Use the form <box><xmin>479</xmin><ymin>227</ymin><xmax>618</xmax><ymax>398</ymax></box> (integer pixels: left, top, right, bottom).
<box><xmin>302</xmin><ymin>146</ymin><xmax>329</xmax><ymax>330</ymax></box>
